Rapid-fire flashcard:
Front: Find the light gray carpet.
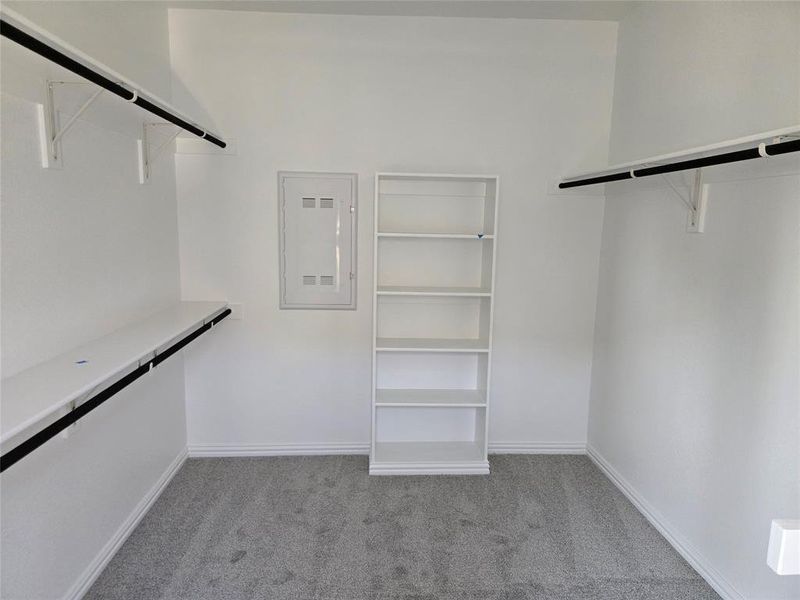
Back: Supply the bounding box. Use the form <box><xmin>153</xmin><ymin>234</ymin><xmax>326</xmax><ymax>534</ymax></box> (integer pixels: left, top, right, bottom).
<box><xmin>86</xmin><ymin>455</ymin><xmax>720</xmax><ymax>600</ymax></box>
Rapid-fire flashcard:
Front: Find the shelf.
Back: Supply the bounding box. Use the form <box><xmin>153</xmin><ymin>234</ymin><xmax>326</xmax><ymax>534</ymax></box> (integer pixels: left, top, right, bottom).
<box><xmin>377</xmin><ymin>232</ymin><xmax>493</xmax><ymax>240</ymax></box>
<box><xmin>379</xmin><ymin>192</ymin><xmax>486</xmax><ymax>199</ymax></box>
<box><xmin>370</xmin><ymin>441</ymin><xmax>489</xmax><ymax>475</ymax></box>
<box><xmin>0</xmin><ymin>301</ymin><xmax>227</xmax><ymax>444</ymax></box>
<box><xmin>376</xmin><ymin>172</ymin><xmax>499</xmax><ymax>182</ymax></box>
<box><xmin>376</xmin><ymin>174</ymin><xmax>497</xmax><ymax>237</ymax></box>
<box><xmin>377</xmin><ymin>286</ymin><xmax>491</xmax><ymax>297</ymax></box>
<box><xmin>376</xmin><ymin>389</ymin><xmax>486</xmax><ymax>407</ymax></box>
<box><xmin>377</xmin><ymin>235</ymin><xmax>494</xmax><ymax>290</ymax></box>
<box><xmin>372</xmin><ymin>172</ymin><xmax>497</xmax><ymax>476</ymax></box>
<box><xmin>0</xmin><ymin>7</ymin><xmax>224</xmax><ymax>145</ymax></box>
<box><xmin>375</xmin><ymin>338</ymin><xmax>489</xmax><ymax>353</ymax></box>
<box><xmin>374</xmin><ymin>441</ymin><xmax>486</xmax><ymax>462</ymax></box>
<box><xmin>562</xmin><ymin>125</ymin><xmax>800</xmax><ymax>182</ymax></box>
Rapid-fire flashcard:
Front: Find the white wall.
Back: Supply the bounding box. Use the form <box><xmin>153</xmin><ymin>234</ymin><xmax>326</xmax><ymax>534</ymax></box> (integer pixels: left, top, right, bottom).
<box><xmin>168</xmin><ymin>10</ymin><xmax>617</xmax><ymax>451</ymax></box>
<box><xmin>589</xmin><ymin>3</ymin><xmax>800</xmax><ymax>600</ymax></box>
<box><xmin>0</xmin><ymin>3</ymin><xmax>187</xmax><ymax>598</ymax></box>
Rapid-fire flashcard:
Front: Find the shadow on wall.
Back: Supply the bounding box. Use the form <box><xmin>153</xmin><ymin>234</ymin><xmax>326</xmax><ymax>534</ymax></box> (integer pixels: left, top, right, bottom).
<box><xmin>170</xmin><ymin>71</ymin><xmax>226</xmax><ymax>139</ymax></box>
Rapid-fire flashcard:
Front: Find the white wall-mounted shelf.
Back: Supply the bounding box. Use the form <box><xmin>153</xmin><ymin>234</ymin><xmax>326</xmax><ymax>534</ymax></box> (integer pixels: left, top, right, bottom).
<box><xmin>561</xmin><ymin>125</ymin><xmax>800</xmax><ymax>182</ymax></box>
<box><xmin>0</xmin><ymin>6</ymin><xmax>225</xmax><ymax>179</ymax></box>
<box><xmin>370</xmin><ymin>173</ymin><xmax>499</xmax><ymax>476</ymax></box>
<box><xmin>557</xmin><ymin>126</ymin><xmax>799</xmax><ymax>232</ymax></box>
<box><xmin>1</xmin><ymin>301</ymin><xmax>227</xmax><ymax>445</ymax></box>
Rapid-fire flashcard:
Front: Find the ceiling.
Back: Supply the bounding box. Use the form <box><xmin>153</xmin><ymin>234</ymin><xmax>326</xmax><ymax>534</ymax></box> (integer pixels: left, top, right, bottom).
<box><xmin>165</xmin><ymin>1</ymin><xmax>635</xmax><ymax>21</ymax></box>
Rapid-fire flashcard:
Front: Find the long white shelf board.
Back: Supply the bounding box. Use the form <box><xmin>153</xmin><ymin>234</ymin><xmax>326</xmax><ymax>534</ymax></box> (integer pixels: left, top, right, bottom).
<box><xmin>375</xmin><ymin>338</ymin><xmax>490</xmax><ymax>353</ymax></box>
<box><xmin>562</xmin><ymin>125</ymin><xmax>800</xmax><ymax>181</ymax></box>
<box><xmin>377</xmin><ymin>172</ymin><xmax>498</xmax><ymax>182</ymax></box>
<box><xmin>0</xmin><ymin>6</ymin><xmax>224</xmax><ymax>141</ymax></box>
<box><xmin>377</xmin><ymin>232</ymin><xmax>493</xmax><ymax>240</ymax></box>
<box><xmin>379</xmin><ymin>192</ymin><xmax>487</xmax><ymax>199</ymax></box>
<box><xmin>377</xmin><ymin>286</ymin><xmax>491</xmax><ymax>297</ymax></box>
<box><xmin>1</xmin><ymin>301</ymin><xmax>227</xmax><ymax>444</ymax></box>
<box><xmin>376</xmin><ymin>389</ymin><xmax>487</xmax><ymax>407</ymax></box>
<box><xmin>372</xmin><ymin>441</ymin><xmax>487</xmax><ymax>465</ymax></box>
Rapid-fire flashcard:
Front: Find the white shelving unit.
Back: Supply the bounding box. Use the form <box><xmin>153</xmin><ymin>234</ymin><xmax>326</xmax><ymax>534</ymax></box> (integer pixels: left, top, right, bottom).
<box><xmin>370</xmin><ymin>173</ymin><xmax>499</xmax><ymax>475</ymax></box>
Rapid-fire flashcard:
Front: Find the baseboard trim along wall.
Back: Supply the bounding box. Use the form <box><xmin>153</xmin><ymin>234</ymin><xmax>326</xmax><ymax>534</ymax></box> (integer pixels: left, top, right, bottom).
<box><xmin>586</xmin><ymin>445</ymin><xmax>744</xmax><ymax>600</ymax></box>
<box><xmin>64</xmin><ymin>448</ymin><xmax>188</xmax><ymax>600</ymax></box>
<box><xmin>188</xmin><ymin>442</ymin><xmax>588</xmax><ymax>457</ymax></box>
<box><xmin>489</xmin><ymin>441</ymin><xmax>586</xmax><ymax>454</ymax></box>
<box><xmin>188</xmin><ymin>442</ymin><xmax>371</xmax><ymax>457</ymax></box>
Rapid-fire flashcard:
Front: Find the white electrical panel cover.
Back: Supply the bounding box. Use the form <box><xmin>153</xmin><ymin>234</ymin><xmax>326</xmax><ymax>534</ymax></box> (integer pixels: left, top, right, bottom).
<box><xmin>278</xmin><ymin>172</ymin><xmax>357</xmax><ymax>309</ymax></box>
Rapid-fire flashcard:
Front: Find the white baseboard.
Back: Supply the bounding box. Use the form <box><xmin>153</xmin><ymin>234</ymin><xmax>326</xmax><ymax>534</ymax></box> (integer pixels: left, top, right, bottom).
<box><xmin>489</xmin><ymin>441</ymin><xmax>586</xmax><ymax>454</ymax></box>
<box><xmin>64</xmin><ymin>447</ymin><xmax>188</xmax><ymax>600</ymax></box>
<box><xmin>369</xmin><ymin>460</ymin><xmax>490</xmax><ymax>476</ymax></box>
<box><xmin>188</xmin><ymin>442</ymin><xmax>370</xmax><ymax>457</ymax></box>
<box><xmin>188</xmin><ymin>441</ymin><xmax>587</xmax><ymax>458</ymax></box>
<box><xmin>586</xmin><ymin>445</ymin><xmax>744</xmax><ymax>600</ymax></box>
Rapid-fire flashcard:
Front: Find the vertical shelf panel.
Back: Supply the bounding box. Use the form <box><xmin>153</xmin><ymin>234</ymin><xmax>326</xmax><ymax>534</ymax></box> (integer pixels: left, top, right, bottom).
<box><xmin>370</xmin><ymin>173</ymin><xmax>499</xmax><ymax>476</ymax></box>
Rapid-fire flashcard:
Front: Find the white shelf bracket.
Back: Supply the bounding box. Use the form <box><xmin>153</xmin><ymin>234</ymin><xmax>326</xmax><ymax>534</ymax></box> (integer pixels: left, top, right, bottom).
<box><xmin>60</xmin><ymin>383</ymin><xmax>95</xmax><ymax>439</ymax></box>
<box><xmin>660</xmin><ymin>168</ymin><xmax>709</xmax><ymax>233</ymax></box>
<box><xmin>38</xmin><ymin>80</ymin><xmax>103</xmax><ymax>169</ymax></box>
<box><xmin>138</xmin><ymin>123</ymin><xmax>181</xmax><ymax>184</ymax></box>
<box><xmin>59</xmin><ymin>399</ymin><xmax>78</xmax><ymax>439</ymax></box>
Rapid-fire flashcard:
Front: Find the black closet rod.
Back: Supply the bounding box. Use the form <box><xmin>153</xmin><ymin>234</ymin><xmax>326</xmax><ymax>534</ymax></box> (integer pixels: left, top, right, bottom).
<box><xmin>0</xmin><ymin>19</ymin><xmax>226</xmax><ymax>149</ymax></box>
<box><xmin>559</xmin><ymin>138</ymin><xmax>800</xmax><ymax>189</ymax></box>
<box><xmin>0</xmin><ymin>308</ymin><xmax>231</xmax><ymax>474</ymax></box>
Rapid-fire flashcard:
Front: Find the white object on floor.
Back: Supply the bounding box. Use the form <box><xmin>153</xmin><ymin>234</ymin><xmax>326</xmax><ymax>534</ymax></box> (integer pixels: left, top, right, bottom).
<box><xmin>767</xmin><ymin>519</ymin><xmax>800</xmax><ymax>575</ymax></box>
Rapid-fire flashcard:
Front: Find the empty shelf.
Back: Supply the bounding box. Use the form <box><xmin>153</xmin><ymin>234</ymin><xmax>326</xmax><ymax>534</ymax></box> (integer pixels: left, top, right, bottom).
<box><xmin>1</xmin><ymin>301</ymin><xmax>227</xmax><ymax>444</ymax></box>
<box><xmin>370</xmin><ymin>441</ymin><xmax>489</xmax><ymax>475</ymax></box>
<box><xmin>377</xmin><ymin>286</ymin><xmax>491</xmax><ymax>297</ymax></box>
<box><xmin>377</xmin><ymin>232</ymin><xmax>493</xmax><ymax>240</ymax></box>
<box><xmin>376</xmin><ymin>389</ymin><xmax>487</xmax><ymax>407</ymax></box>
<box><xmin>378</xmin><ymin>192</ymin><xmax>487</xmax><ymax>199</ymax></box>
<box><xmin>375</xmin><ymin>338</ymin><xmax>490</xmax><ymax>352</ymax></box>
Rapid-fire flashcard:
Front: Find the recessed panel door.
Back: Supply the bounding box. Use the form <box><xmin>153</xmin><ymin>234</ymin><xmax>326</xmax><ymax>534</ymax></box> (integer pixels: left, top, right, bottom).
<box><xmin>279</xmin><ymin>172</ymin><xmax>357</xmax><ymax>309</ymax></box>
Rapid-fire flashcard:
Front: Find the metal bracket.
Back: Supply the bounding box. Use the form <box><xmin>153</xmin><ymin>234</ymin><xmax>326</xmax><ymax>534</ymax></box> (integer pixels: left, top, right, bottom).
<box><xmin>38</xmin><ymin>80</ymin><xmax>104</xmax><ymax>168</ymax></box>
<box><xmin>137</xmin><ymin>350</ymin><xmax>156</xmax><ymax>374</ymax></box>
<box><xmin>59</xmin><ymin>400</ymin><xmax>78</xmax><ymax>439</ymax></box>
<box><xmin>60</xmin><ymin>384</ymin><xmax>94</xmax><ymax>439</ymax></box>
<box><xmin>138</xmin><ymin>123</ymin><xmax>181</xmax><ymax>184</ymax></box>
<box><xmin>660</xmin><ymin>168</ymin><xmax>709</xmax><ymax>233</ymax></box>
